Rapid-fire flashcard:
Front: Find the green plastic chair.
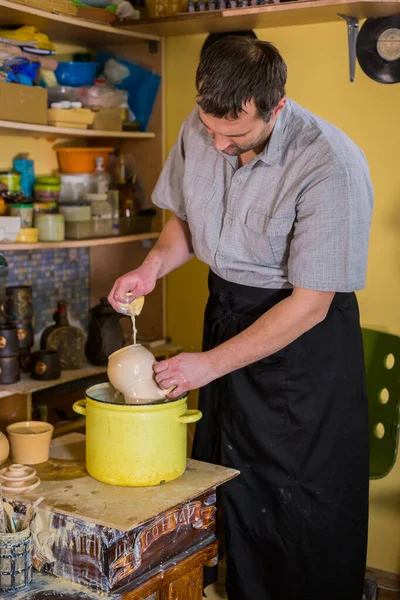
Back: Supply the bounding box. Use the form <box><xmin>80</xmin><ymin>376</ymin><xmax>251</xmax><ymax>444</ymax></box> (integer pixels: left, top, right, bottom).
<box><xmin>362</xmin><ymin>328</ymin><xmax>400</xmax><ymax>479</ymax></box>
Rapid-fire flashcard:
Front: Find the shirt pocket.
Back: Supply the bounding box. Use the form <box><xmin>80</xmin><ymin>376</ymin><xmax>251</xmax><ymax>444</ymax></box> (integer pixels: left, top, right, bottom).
<box><xmin>244</xmin><ymin>209</ymin><xmax>294</xmax><ymax>266</ymax></box>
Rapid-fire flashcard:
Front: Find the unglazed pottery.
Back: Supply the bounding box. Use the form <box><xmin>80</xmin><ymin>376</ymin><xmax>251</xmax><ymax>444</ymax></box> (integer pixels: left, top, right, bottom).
<box><xmin>0</xmin><ymin>463</ymin><xmax>40</xmax><ymax>493</ymax></box>
<box><xmin>6</xmin><ymin>421</ymin><xmax>54</xmax><ymax>465</ymax></box>
<box><xmin>0</xmin><ymin>432</ymin><xmax>9</xmax><ymax>465</ymax></box>
<box><xmin>107</xmin><ymin>344</ymin><xmax>169</xmax><ymax>403</ymax></box>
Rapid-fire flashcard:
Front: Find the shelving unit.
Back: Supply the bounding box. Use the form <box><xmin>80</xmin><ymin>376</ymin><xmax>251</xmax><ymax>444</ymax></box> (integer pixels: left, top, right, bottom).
<box><xmin>0</xmin><ymin>120</ymin><xmax>156</xmax><ymax>139</ymax></box>
<box><xmin>0</xmin><ymin>1</ymin><xmax>167</xmax><ymax>432</ymax></box>
<box><xmin>0</xmin><ymin>0</ymin><xmax>160</xmax><ymax>44</ymax></box>
<box><xmin>120</xmin><ymin>0</ymin><xmax>400</xmax><ymax>35</ymax></box>
<box><xmin>1</xmin><ymin>232</ymin><xmax>160</xmax><ymax>250</ymax></box>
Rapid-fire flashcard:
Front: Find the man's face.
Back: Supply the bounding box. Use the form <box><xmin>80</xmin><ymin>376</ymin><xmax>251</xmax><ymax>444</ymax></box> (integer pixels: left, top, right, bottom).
<box><xmin>198</xmin><ymin>99</ymin><xmax>285</xmax><ymax>156</ymax></box>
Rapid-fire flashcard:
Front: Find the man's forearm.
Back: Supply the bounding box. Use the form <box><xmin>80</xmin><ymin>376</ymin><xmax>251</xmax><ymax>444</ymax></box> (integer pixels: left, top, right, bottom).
<box><xmin>207</xmin><ymin>288</ymin><xmax>334</xmax><ymax>378</ymax></box>
<box><xmin>143</xmin><ymin>214</ymin><xmax>194</xmax><ymax>279</ymax></box>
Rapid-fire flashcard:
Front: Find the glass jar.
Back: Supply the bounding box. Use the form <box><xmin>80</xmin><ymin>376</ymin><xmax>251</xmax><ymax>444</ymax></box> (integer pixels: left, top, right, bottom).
<box><xmin>10</xmin><ymin>203</ymin><xmax>33</xmax><ymax>229</ymax></box>
<box><xmin>36</xmin><ymin>214</ymin><xmax>65</xmax><ymax>242</ymax></box>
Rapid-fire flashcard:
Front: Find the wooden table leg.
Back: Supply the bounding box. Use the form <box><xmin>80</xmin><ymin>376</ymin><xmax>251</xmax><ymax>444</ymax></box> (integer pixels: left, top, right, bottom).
<box><xmin>160</xmin><ymin>565</ymin><xmax>203</xmax><ymax>600</ymax></box>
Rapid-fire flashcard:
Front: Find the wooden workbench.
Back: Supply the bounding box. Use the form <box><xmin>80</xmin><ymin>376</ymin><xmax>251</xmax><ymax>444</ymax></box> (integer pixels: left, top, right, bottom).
<box><xmin>5</xmin><ymin>434</ymin><xmax>238</xmax><ymax>597</ymax></box>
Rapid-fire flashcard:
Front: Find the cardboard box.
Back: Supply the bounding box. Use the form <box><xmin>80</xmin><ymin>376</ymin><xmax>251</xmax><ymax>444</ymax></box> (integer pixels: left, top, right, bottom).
<box><xmin>92</xmin><ymin>108</ymin><xmax>122</xmax><ymax>132</ymax></box>
<box><xmin>0</xmin><ymin>82</ymin><xmax>48</xmax><ymax>125</ymax></box>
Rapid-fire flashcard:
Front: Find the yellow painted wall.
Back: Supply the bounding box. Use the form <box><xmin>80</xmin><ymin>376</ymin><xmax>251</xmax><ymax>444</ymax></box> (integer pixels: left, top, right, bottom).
<box><xmin>164</xmin><ymin>23</ymin><xmax>400</xmax><ymax>573</ymax></box>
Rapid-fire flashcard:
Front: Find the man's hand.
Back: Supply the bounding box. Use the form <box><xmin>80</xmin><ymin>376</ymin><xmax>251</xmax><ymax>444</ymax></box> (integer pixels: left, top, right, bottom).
<box><xmin>108</xmin><ymin>264</ymin><xmax>158</xmax><ymax>313</ymax></box>
<box><xmin>154</xmin><ymin>352</ymin><xmax>219</xmax><ymax>398</ymax></box>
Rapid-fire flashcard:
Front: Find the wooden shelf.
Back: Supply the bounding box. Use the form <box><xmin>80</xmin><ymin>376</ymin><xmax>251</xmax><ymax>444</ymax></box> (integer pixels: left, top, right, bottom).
<box><xmin>0</xmin><ymin>232</ymin><xmax>160</xmax><ymax>250</ymax></box>
<box><xmin>0</xmin><ymin>120</ymin><xmax>156</xmax><ymax>139</ymax></box>
<box><xmin>0</xmin><ymin>344</ymin><xmax>182</xmax><ymax>399</ymax></box>
<box><xmin>0</xmin><ymin>0</ymin><xmax>160</xmax><ymax>45</ymax></box>
<box><xmin>0</xmin><ymin>364</ymin><xmax>107</xmax><ymax>399</ymax></box>
<box><xmin>120</xmin><ymin>0</ymin><xmax>400</xmax><ymax>36</ymax></box>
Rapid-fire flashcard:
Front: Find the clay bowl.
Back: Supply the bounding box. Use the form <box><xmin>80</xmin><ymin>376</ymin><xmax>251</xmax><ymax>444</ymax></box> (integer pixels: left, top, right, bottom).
<box><xmin>6</xmin><ymin>421</ymin><xmax>54</xmax><ymax>465</ymax></box>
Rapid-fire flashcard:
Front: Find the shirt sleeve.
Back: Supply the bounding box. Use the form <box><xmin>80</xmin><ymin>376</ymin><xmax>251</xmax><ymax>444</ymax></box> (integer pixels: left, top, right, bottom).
<box><xmin>288</xmin><ymin>166</ymin><xmax>374</xmax><ymax>293</ymax></box>
<box><xmin>151</xmin><ymin>124</ymin><xmax>187</xmax><ymax>221</ymax></box>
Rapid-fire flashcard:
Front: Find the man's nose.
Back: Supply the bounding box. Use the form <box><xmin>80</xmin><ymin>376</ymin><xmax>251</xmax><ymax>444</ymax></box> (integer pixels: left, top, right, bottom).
<box><xmin>213</xmin><ymin>134</ymin><xmax>232</xmax><ymax>152</ymax></box>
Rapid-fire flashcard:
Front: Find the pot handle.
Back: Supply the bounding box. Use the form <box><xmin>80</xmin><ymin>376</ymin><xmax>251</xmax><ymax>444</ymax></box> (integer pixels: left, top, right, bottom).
<box><xmin>73</xmin><ymin>400</ymin><xmax>87</xmax><ymax>417</ymax></box>
<box><xmin>177</xmin><ymin>409</ymin><xmax>202</xmax><ymax>424</ymax></box>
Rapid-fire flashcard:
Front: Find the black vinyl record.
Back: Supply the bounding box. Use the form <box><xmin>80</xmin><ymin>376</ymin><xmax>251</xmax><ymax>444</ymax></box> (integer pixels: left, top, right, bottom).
<box><xmin>356</xmin><ymin>16</ymin><xmax>400</xmax><ymax>84</ymax></box>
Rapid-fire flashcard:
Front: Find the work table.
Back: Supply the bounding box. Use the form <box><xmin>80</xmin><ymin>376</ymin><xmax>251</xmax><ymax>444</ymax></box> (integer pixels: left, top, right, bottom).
<box><xmin>5</xmin><ymin>434</ymin><xmax>238</xmax><ymax>598</ymax></box>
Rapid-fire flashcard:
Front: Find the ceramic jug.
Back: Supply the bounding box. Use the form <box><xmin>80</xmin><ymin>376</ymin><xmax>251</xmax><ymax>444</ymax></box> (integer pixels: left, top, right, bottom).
<box><xmin>107</xmin><ymin>344</ymin><xmax>169</xmax><ymax>403</ymax></box>
<box><xmin>86</xmin><ymin>298</ymin><xmax>125</xmax><ymax>366</ymax></box>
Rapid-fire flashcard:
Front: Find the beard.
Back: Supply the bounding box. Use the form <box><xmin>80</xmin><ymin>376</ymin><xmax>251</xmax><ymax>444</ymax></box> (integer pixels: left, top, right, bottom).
<box><xmin>222</xmin><ymin>123</ymin><xmax>272</xmax><ymax>157</ymax></box>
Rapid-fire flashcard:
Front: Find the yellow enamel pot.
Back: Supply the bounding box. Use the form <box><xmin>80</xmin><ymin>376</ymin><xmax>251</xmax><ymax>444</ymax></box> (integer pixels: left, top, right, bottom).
<box><xmin>73</xmin><ymin>383</ymin><xmax>202</xmax><ymax>487</ymax></box>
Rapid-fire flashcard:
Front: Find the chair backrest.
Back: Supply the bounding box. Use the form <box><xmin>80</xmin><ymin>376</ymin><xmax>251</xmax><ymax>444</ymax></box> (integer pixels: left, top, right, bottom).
<box><xmin>362</xmin><ymin>328</ymin><xmax>400</xmax><ymax>479</ymax></box>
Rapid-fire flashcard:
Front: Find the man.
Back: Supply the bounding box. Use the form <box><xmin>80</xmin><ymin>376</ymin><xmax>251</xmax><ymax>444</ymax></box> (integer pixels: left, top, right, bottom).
<box><xmin>109</xmin><ymin>37</ymin><xmax>373</xmax><ymax>600</ymax></box>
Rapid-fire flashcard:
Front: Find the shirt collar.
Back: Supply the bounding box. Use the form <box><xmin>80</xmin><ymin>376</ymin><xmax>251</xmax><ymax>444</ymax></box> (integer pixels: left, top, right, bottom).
<box><xmin>259</xmin><ymin>99</ymin><xmax>292</xmax><ymax>166</ymax></box>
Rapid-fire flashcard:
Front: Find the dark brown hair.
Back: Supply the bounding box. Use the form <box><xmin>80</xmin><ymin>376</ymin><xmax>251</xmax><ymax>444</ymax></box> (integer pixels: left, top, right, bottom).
<box><xmin>196</xmin><ymin>36</ymin><xmax>287</xmax><ymax>122</ymax></box>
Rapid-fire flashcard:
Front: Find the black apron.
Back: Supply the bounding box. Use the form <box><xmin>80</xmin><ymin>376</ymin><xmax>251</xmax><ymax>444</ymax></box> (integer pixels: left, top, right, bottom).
<box><xmin>192</xmin><ymin>271</ymin><xmax>369</xmax><ymax>600</ymax></box>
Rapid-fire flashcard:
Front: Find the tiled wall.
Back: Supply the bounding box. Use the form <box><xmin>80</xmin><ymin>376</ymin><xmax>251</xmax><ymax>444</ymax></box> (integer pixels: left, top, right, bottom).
<box><xmin>2</xmin><ymin>248</ymin><xmax>89</xmax><ymax>344</ymax></box>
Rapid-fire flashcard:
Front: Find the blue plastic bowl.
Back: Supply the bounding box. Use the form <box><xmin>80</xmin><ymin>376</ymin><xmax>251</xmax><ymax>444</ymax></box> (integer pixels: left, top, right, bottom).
<box><xmin>55</xmin><ymin>62</ymin><xmax>99</xmax><ymax>88</ymax></box>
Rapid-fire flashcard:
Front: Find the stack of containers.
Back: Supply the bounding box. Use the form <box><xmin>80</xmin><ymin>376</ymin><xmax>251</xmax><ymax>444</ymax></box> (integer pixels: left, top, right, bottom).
<box><xmin>56</xmin><ymin>147</ymin><xmax>115</xmax><ymax>240</ymax></box>
<box><xmin>33</xmin><ymin>176</ymin><xmax>65</xmax><ymax>243</ymax></box>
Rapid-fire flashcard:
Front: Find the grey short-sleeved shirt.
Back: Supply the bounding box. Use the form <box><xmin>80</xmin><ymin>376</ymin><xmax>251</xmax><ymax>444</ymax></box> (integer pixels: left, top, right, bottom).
<box><xmin>152</xmin><ymin>99</ymin><xmax>374</xmax><ymax>292</ymax></box>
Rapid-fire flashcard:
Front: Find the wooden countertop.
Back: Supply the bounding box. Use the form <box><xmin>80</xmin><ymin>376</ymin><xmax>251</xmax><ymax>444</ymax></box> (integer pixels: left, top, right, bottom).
<box><xmin>7</xmin><ymin>434</ymin><xmax>239</xmax><ymax>532</ymax></box>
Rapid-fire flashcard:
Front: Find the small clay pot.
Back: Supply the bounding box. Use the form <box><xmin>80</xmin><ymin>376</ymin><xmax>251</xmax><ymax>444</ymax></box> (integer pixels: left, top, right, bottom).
<box><xmin>0</xmin><ymin>326</ymin><xmax>19</xmax><ymax>358</ymax></box>
<box><xmin>30</xmin><ymin>350</ymin><xmax>60</xmax><ymax>381</ymax></box>
<box><xmin>14</xmin><ymin>322</ymin><xmax>34</xmax><ymax>350</ymax></box>
<box><xmin>1</xmin><ymin>286</ymin><xmax>33</xmax><ymax>323</ymax></box>
<box><xmin>6</xmin><ymin>421</ymin><xmax>54</xmax><ymax>465</ymax></box>
<box><xmin>0</xmin><ymin>356</ymin><xmax>20</xmax><ymax>384</ymax></box>
<box><xmin>0</xmin><ymin>432</ymin><xmax>10</xmax><ymax>465</ymax></box>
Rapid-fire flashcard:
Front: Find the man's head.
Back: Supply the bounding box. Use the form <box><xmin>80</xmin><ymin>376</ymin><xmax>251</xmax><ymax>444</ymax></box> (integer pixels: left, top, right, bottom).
<box><xmin>196</xmin><ymin>36</ymin><xmax>287</xmax><ymax>156</ymax></box>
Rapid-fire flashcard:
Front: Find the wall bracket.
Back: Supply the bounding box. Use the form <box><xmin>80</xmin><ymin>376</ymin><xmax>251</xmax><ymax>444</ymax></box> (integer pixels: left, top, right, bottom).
<box><xmin>338</xmin><ymin>14</ymin><xmax>359</xmax><ymax>82</ymax></box>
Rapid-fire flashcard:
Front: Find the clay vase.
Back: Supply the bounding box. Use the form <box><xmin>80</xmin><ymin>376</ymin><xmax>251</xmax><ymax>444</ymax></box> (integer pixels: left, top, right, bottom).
<box><xmin>6</xmin><ymin>421</ymin><xmax>54</xmax><ymax>465</ymax></box>
<box><xmin>0</xmin><ymin>431</ymin><xmax>9</xmax><ymax>465</ymax></box>
<box><xmin>107</xmin><ymin>344</ymin><xmax>169</xmax><ymax>403</ymax></box>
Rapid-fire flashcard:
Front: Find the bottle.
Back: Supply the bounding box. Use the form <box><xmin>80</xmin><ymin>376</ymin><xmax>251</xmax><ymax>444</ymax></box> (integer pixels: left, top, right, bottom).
<box><xmin>41</xmin><ymin>301</ymin><xmax>86</xmax><ymax>370</ymax></box>
<box><xmin>94</xmin><ymin>157</ymin><xmax>110</xmax><ymax>196</ymax></box>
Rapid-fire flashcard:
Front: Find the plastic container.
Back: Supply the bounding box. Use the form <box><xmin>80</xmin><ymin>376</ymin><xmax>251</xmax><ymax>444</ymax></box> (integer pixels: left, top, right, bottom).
<box><xmin>59</xmin><ymin>203</ymin><xmax>91</xmax><ymax>222</ymax></box>
<box><xmin>47</xmin><ymin>86</ymin><xmax>82</xmax><ymax>105</ymax></box>
<box><xmin>60</xmin><ymin>173</ymin><xmax>97</xmax><ymax>201</ymax></box>
<box><xmin>56</xmin><ymin>148</ymin><xmax>114</xmax><ymax>174</ymax></box>
<box><xmin>34</xmin><ymin>186</ymin><xmax>60</xmax><ymax>203</ymax></box>
<box><xmin>35</xmin><ymin>177</ymin><xmax>60</xmax><ymax>186</ymax></box>
<box><xmin>16</xmin><ymin>228</ymin><xmax>38</xmax><ymax>243</ymax></box>
<box><xmin>13</xmin><ymin>158</ymin><xmax>35</xmax><ymax>198</ymax></box>
<box><xmin>33</xmin><ymin>202</ymin><xmax>58</xmax><ymax>217</ymax></box>
<box><xmin>0</xmin><ymin>172</ymin><xmax>20</xmax><ymax>193</ymax></box>
<box><xmin>48</xmin><ymin>107</ymin><xmax>95</xmax><ymax>129</ymax></box>
<box><xmin>10</xmin><ymin>204</ymin><xmax>33</xmax><ymax>228</ymax></box>
<box><xmin>64</xmin><ymin>220</ymin><xmax>92</xmax><ymax>239</ymax></box>
<box><xmin>55</xmin><ymin>62</ymin><xmax>99</xmax><ymax>87</ymax></box>
<box><xmin>36</xmin><ymin>214</ymin><xmax>65</xmax><ymax>242</ymax></box>
<box><xmin>34</xmin><ymin>180</ymin><xmax>61</xmax><ymax>203</ymax></box>
<box><xmin>84</xmin><ymin>192</ymin><xmax>112</xmax><ymax>219</ymax></box>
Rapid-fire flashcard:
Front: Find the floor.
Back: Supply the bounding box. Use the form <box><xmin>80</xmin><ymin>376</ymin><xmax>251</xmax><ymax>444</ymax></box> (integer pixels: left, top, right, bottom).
<box><xmin>204</xmin><ymin>560</ymin><xmax>227</xmax><ymax>600</ymax></box>
<box><xmin>203</xmin><ymin>562</ymin><xmax>400</xmax><ymax>600</ymax></box>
